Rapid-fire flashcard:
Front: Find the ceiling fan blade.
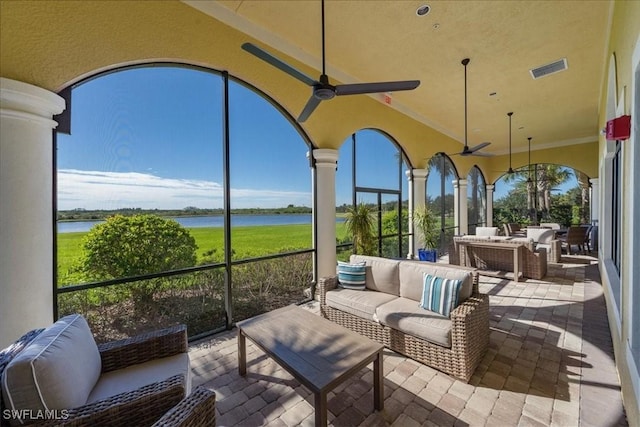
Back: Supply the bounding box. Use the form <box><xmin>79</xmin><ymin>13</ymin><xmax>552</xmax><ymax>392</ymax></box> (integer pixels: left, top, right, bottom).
<box><xmin>334</xmin><ymin>80</ymin><xmax>420</xmax><ymax>96</ymax></box>
<box><xmin>298</xmin><ymin>95</ymin><xmax>322</xmax><ymax>122</ymax></box>
<box><xmin>242</xmin><ymin>43</ymin><xmax>318</xmax><ymax>87</ymax></box>
<box><xmin>468</xmin><ymin>142</ymin><xmax>491</xmax><ymax>152</ymax></box>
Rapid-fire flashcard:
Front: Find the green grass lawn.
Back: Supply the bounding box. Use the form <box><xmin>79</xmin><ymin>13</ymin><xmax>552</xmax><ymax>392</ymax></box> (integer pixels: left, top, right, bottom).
<box><xmin>57</xmin><ymin>223</ymin><xmax>348</xmax><ymax>283</ymax></box>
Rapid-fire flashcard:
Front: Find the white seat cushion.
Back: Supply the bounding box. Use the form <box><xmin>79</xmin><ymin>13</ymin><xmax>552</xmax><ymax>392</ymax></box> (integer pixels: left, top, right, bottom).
<box><xmin>375</xmin><ymin>298</ymin><xmax>452</xmax><ymax>348</ymax></box>
<box><xmin>87</xmin><ymin>352</ymin><xmax>191</xmax><ymax>404</ymax></box>
<box><xmin>1</xmin><ymin>314</ymin><xmax>101</xmax><ymax>417</ymax></box>
<box><xmin>325</xmin><ymin>288</ymin><xmax>396</xmax><ymax>321</ymax></box>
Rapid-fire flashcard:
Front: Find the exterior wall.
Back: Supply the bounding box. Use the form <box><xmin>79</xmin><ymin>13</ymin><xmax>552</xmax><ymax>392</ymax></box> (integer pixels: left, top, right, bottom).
<box><xmin>597</xmin><ymin>1</ymin><xmax>640</xmax><ymax>425</ymax></box>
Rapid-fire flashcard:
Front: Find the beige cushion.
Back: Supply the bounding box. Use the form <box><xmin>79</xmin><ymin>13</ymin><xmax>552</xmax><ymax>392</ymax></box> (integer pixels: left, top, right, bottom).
<box><xmin>350</xmin><ymin>255</ymin><xmax>400</xmax><ymax>296</ymax></box>
<box><xmin>398</xmin><ymin>261</ymin><xmax>473</xmax><ymax>303</ymax></box>
<box><xmin>1</xmin><ymin>314</ymin><xmax>101</xmax><ymax>418</ymax></box>
<box><xmin>325</xmin><ymin>288</ymin><xmax>396</xmax><ymax>321</ymax></box>
<box><xmin>527</xmin><ymin>228</ymin><xmax>554</xmax><ymax>243</ymax></box>
<box><xmin>375</xmin><ymin>298</ymin><xmax>452</xmax><ymax>347</ymax></box>
<box><xmin>475</xmin><ymin>227</ymin><xmax>499</xmax><ymax>236</ymax></box>
<box><xmin>87</xmin><ymin>353</ymin><xmax>191</xmax><ymax>404</ymax></box>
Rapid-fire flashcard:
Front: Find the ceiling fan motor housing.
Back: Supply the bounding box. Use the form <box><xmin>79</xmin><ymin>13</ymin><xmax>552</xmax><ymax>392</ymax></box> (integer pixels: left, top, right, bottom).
<box><xmin>314</xmin><ymin>75</ymin><xmax>336</xmax><ymax>100</ymax></box>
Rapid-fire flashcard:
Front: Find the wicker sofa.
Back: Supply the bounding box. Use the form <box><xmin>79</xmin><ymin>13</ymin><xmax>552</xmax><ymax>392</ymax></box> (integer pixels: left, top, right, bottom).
<box><xmin>318</xmin><ymin>255</ymin><xmax>489</xmax><ymax>382</ymax></box>
<box><xmin>0</xmin><ymin>315</ymin><xmax>215</xmax><ymax>426</ymax></box>
<box><xmin>448</xmin><ymin>235</ymin><xmax>550</xmax><ymax>280</ymax></box>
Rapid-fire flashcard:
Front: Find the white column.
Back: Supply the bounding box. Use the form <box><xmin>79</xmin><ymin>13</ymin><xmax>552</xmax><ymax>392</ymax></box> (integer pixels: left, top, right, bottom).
<box><xmin>486</xmin><ymin>184</ymin><xmax>495</xmax><ymax>227</ymax></box>
<box><xmin>454</xmin><ymin>179</ymin><xmax>468</xmax><ymax>235</ymax></box>
<box><xmin>313</xmin><ymin>149</ymin><xmax>339</xmax><ymax>279</ymax></box>
<box><xmin>411</xmin><ymin>169</ymin><xmax>428</xmax><ymax>258</ymax></box>
<box><xmin>1</xmin><ymin>78</ymin><xmax>65</xmax><ymax>348</ymax></box>
<box><xmin>590</xmin><ymin>178</ymin><xmax>599</xmax><ymax>251</ymax></box>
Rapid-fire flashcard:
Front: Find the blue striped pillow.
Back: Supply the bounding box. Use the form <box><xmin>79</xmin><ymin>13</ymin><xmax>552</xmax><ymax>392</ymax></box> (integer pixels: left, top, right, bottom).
<box><xmin>419</xmin><ymin>273</ymin><xmax>462</xmax><ymax>317</ymax></box>
<box><xmin>337</xmin><ymin>261</ymin><xmax>367</xmax><ymax>290</ymax></box>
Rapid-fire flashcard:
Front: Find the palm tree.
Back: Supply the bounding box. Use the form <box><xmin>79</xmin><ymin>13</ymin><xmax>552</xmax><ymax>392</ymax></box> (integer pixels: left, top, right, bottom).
<box><xmin>536</xmin><ymin>165</ymin><xmax>572</xmax><ymax>218</ymax></box>
<box><xmin>575</xmin><ymin>170</ymin><xmax>591</xmax><ymax>223</ymax></box>
<box><xmin>344</xmin><ymin>203</ymin><xmax>376</xmax><ymax>255</ymax></box>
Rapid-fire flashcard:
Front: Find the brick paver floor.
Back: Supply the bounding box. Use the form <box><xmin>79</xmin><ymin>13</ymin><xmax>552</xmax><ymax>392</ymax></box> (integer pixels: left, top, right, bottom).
<box><xmin>189</xmin><ymin>256</ymin><xmax>628</xmax><ymax>426</ymax></box>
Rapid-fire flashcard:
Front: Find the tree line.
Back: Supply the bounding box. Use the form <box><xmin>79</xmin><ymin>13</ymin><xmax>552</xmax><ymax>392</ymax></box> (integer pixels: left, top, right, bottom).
<box><xmin>58</xmin><ymin>205</ymin><xmax>312</xmax><ymax>221</ymax></box>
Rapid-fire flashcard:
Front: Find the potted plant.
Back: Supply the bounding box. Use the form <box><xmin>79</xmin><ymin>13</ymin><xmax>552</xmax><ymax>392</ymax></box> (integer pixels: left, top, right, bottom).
<box><xmin>413</xmin><ymin>206</ymin><xmax>439</xmax><ymax>262</ymax></box>
<box><xmin>344</xmin><ymin>203</ymin><xmax>376</xmax><ymax>255</ymax></box>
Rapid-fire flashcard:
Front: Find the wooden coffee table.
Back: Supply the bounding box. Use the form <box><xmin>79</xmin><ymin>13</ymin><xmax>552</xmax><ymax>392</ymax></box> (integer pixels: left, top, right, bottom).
<box><xmin>237</xmin><ymin>305</ymin><xmax>384</xmax><ymax>426</ymax></box>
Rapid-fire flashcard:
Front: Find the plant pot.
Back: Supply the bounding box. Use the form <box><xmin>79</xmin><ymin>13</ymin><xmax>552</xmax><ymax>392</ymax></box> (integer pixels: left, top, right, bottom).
<box><xmin>418</xmin><ymin>248</ymin><xmax>437</xmax><ymax>262</ymax></box>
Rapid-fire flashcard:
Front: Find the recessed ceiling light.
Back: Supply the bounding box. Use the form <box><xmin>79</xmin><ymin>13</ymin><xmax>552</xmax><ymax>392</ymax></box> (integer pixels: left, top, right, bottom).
<box><xmin>416</xmin><ymin>5</ymin><xmax>430</xmax><ymax>16</ymax></box>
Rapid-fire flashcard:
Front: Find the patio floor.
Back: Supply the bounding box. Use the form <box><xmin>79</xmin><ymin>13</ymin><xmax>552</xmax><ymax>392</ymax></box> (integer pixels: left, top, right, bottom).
<box><xmin>189</xmin><ymin>256</ymin><xmax>628</xmax><ymax>426</ymax></box>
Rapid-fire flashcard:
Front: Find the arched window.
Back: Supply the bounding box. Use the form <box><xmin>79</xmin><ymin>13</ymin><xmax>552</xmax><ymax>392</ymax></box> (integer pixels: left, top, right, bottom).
<box><xmin>55</xmin><ymin>64</ymin><xmax>313</xmax><ymax>340</ymax></box>
<box><xmin>426</xmin><ymin>153</ymin><xmax>458</xmax><ymax>254</ymax></box>
<box><xmin>467</xmin><ymin>166</ymin><xmax>487</xmax><ymax>234</ymax></box>
<box><xmin>336</xmin><ymin>129</ymin><xmax>410</xmax><ymax>259</ymax></box>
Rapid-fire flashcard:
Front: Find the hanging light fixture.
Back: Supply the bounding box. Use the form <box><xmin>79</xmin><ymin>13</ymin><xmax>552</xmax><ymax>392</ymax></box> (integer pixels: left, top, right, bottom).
<box><xmin>506</xmin><ymin>112</ymin><xmax>514</xmax><ymax>174</ymax></box>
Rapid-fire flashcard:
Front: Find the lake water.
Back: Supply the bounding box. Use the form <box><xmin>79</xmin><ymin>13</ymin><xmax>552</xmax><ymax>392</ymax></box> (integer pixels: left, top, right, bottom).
<box><xmin>58</xmin><ymin>214</ymin><xmax>345</xmax><ymax>233</ymax></box>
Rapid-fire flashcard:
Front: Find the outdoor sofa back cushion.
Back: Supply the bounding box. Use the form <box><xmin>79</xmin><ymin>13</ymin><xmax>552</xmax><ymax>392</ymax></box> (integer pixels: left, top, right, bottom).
<box><xmin>475</xmin><ymin>227</ymin><xmax>500</xmax><ymax>236</ymax></box>
<box><xmin>350</xmin><ymin>255</ymin><xmax>401</xmax><ymax>296</ymax></box>
<box><xmin>398</xmin><ymin>261</ymin><xmax>473</xmax><ymax>303</ymax></box>
<box><xmin>1</xmin><ymin>314</ymin><xmax>101</xmax><ymax>422</ymax></box>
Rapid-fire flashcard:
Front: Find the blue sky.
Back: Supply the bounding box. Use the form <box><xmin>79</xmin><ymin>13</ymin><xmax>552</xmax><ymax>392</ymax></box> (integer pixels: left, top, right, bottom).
<box><xmin>56</xmin><ymin>66</ymin><xmax>576</xmax><ymax>211</ymax></box>
<box><xmin>58</xmin><ymin>67</ymin><xmax>314</xmax><ymax>210</ymax></box>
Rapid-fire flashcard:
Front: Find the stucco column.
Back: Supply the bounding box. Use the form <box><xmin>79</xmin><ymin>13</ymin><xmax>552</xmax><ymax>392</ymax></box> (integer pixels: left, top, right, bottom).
<box><xmin>0</xmin><ymin>78</ymin><xmax>65</xmax><ymax>347</ymax></box>
<box><xmin>312</xmin><ymin>149</ymin><xmax>339</xmax><ymax>279</ymax></box>
<box><xmin>589</xmin><ymin>178</ymin><xmax>599</xmax><ymax>251</ymax></box>
<box><xmin>453</xmin><ymin>179</ymin><xmax>468</xmax><ymax>235</ymax></box>
<box><xmin>486</xmin><ymin>184</ymin><xmax>495</xmax><ymax>227</ymax></box>
<box><xmin>410</xmin><ymin>169</ymin><xmax>428</xmax><ymax>258</ymax></box>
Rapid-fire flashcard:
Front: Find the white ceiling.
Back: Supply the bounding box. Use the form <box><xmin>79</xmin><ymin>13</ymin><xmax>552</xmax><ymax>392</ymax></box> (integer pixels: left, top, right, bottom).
<box><xmin>186</xmin><ymin>0</ymin><xmax>611</xmax><ymax>155</ymax></box>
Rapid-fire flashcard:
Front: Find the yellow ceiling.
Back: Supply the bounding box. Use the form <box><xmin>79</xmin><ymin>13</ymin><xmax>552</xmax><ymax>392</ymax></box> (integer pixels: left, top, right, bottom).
<box><xmin>186</xmin><ymin>0</ymin><xmax>611</xmax><ymax>156</ymax></box>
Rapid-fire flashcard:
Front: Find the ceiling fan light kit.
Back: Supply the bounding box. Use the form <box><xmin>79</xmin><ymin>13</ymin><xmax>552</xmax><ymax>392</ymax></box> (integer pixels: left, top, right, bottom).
<box><xmin>241</xmin><ymin>0</ymin><xmax>420</xmax><ymax>122</ymax></box>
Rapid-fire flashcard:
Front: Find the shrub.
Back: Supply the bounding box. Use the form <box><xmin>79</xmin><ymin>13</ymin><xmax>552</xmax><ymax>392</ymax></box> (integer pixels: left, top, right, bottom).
<box><xmin>79</xmin><ymin>214</ymin><xmax>197</xmax><ymax>310</ymax></box>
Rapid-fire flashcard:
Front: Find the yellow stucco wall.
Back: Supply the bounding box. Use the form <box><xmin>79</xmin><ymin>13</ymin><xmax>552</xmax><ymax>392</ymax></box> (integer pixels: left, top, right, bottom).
<box><xmin>0</xmin><ymin>0</ymin><xmax>598</xmax><ymax>180</ymax></box>
<box><xmin>597</xmin><ymin>1</ymin><xmax>640</xmax><ymax>426</ymax></box>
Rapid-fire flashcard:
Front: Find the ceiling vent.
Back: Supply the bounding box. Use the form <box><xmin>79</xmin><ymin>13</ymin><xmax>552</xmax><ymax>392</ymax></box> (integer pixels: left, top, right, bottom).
<box><xmin>530</xmin><ymin>58</ymin><xmax>568</xmax><ymax>79</ymax></box>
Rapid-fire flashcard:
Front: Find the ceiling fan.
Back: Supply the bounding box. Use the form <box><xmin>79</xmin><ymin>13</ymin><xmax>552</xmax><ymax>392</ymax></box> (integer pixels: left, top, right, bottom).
<box><xmin>453</xmin><ymin>58</ymin><xmax>491</xmax><ymax>157</ymax></box>
<box><xmin>241</xmin><ymin>0</ymin><xmax>420</xmax><ymax>123</ymax></box>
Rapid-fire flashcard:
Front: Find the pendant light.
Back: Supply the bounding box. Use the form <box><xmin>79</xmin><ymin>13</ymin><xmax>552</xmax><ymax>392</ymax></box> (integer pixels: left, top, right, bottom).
<box><xmin>507</xmin><ymin>112</ymin><xmax>514</xmax><ymax>174</ymax></box>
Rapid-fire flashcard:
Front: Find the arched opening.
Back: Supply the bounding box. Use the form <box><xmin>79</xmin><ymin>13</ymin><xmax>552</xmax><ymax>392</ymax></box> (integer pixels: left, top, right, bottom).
<box><xmin>493</xmin><ymin>163</ymin><xmax>590</xmax><ymax>229</ymax></box>
<box><xmin>336</xmin><ymin>129</ymin><xmax>411</xmax><ymax>259</ymax></box>
<box><xmin>467</xmin><ymin>166</ymin><xmax>487</xmax><ymax>235</ymax></box>
<box><xmin>55</xmin><ymin>64</ymin><xmax>314</xmax><ymax>340</ymax></box>
<box><xmin>426</xmin><ymin>153</ymin><xmax>459</xmax><ymax>254</ymax></box>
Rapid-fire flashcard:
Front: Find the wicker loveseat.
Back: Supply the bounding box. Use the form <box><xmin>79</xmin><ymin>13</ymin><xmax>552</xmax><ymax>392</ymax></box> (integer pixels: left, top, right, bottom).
<box><xmin>0</xmin><ymin>314</ymin><xmax>215</xmax><ymax>426</ymax></box>
<box><xmin>449</xmin><ymin>235</ymin><xmax>549</xmax><ymax>280</ymax></box>
<box><xmin>318</xmin><ymin>255</ymin><xmax>489</xmax><ymax>382</ymax></box>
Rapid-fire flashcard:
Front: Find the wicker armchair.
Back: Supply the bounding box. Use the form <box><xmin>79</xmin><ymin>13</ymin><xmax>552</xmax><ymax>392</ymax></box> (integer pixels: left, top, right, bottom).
<box><xmin>560</xmin><ymin>225</ymin><xmax>590</xmax><ymax>255</ymax></box>
<box><xmin>1</xmin><ymin>322</ymin><xmax>215</xmax><ymax>427</ymax></box>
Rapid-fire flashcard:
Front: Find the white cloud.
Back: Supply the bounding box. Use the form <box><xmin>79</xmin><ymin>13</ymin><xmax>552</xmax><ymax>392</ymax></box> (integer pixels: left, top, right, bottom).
<box><xmin>57</xmin><ymin>169</ymin><xmax>311</xmax><ymax>210</ymax></box>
